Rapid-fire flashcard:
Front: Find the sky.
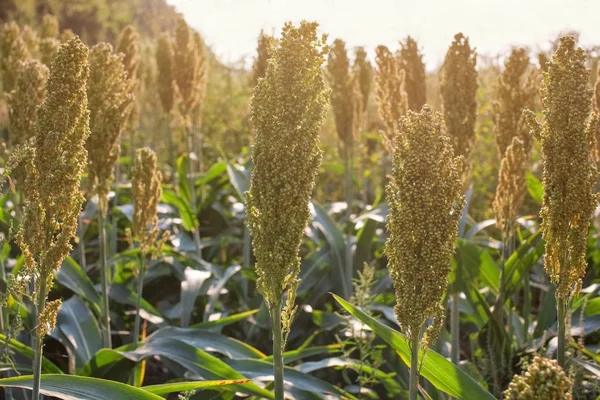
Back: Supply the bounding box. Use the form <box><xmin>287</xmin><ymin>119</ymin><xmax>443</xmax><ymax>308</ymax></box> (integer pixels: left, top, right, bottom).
<box><xmin>167</xmin><ymin>0</ymin><xmax>600</xmax><ymax>70</ymax></box>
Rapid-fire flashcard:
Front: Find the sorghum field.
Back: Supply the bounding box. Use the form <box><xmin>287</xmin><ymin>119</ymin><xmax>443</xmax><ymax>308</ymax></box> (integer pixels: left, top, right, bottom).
<box><xmin>0</xmin><ymin>1</ymin><xmax>600</xmax><ymax>399</ymax></box>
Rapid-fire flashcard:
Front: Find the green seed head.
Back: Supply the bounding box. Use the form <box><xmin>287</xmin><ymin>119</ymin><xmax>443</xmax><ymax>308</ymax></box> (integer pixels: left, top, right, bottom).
<box><xmin>524</xmin><ymin>36</ymin><xmax>599</xmax><ymax>300</ymax></box>
<box><xmin>385</xmin><ymin>105</ymin><xmax>464</xmax><ymax>345</ymax></box>
<box><xmin>397</xmin><ymin>36</ymin><xmax>427</xmax><ymax>111</ymax></box>
<box><xmin>86</xmin><ymin>42</ymin><xmax>134</xmax><ymax>215</ymax></box>
<box><xmin>375</xmin><ymin>44</ymin><xmax>408</xmax><ymax>151</ymax></box>
<box><xmin>246</xmin><ymin>21</ymin><xmax>329</xmax><ymax>316</ymax></box>
<box><xmin>504</xmin><ymin>356</ymin><xmax>572</xmax><ymax>400</ymax></box>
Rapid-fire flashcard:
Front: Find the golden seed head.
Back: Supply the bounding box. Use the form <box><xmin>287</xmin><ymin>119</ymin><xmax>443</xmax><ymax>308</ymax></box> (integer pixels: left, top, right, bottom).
<box><xmin>40</xmin><ymin>15</ymin><xmax>60</xmax><ymax>40</ymax></box>
<box><xmin>592</xmin><ymin>61</ymin><xmax>600</xmax><ymax>163</ymax></box>
<box><xmin>17</xmin><ymin>35</ymin><xmax>90</xmax><ymax>287</ymax></box>
<box><xmin>7</xmin><ymin>60</ymin><xmax>49</xmax><ymax>147</ymax></box>
<box><xmin>375</xmin><ymin>44</ymin><xmax>408</xmax><ymax>151</ymax></box>
<box><xmin>504</xmin><ymin>356</ymin><xmax>572</xmax><ymax>400</ymax></box>
<box><xmin>524</xmin><ymin>36</ymin><xmax>599</xmax><ymax>300</ymax></box>
<box><xmin>37</xmin><ymin>298</ymin><xmax>62</xmax><ymax>339</ymax></box>
<box><xmin>116</xmin><ymin>25</ymin><xmax>140</xmax><ymax>92</ymax></box>
<box><xmin>190</xmin><ymin>31</ymin><xmax>208</xmax><ymax>128</ymax></box>
<box><xmin>353</xmin><ymin>46</ymin><xmax>372</xmax><ymax>113</ymax></box>
<box><xmin>327</xmin><ymin>38</ymin><xmax>360</xmax><ymax>147</ymax></box>
<box><xmin>440</xmin><ymin>33</ymin><xmax>478</xmax><ymax>177</ymax></box>
<box><xmin>385</xmin><ymin>105</ymin><xmax>465</xmax><ymax>344</ymax></box>
<box><xmin>86</xmin><ymin>42</ymin><xmax>134</xmax><ymax>215</ymax></box>
<box><xmin>60</xmin><ymin>29</ymin><xmax>75</xmax><ymax>43</ymax></box>
<box><xmin>246</xmin><ymin>21</ymin><xmax>329</xmax><ymax>311</ymax></box>
<box><xmin>494</xmin><ymin>47</ymin><xmax>536</xmax><ymax>156</ymax></box>
<box><xmin>252</xmin><ymin>30</ymin><xmax>274</xmax><ymax>87</ymax></box>
<box><xmin>156</xmin><ymin>33</ymin><xmax>176</xmax><ymax>114</ymax></box>
<box><xmin>397</xmin><ymin>36</ymin><xmax>426</xmax><ymax>111</ymax></box>
<box><xmin>493</xmin><ymin>137</ymin><xmax>527</xmax><ymax>234</ymax></box>
<box><xmin>39</xmin><ymin>37</ymin><xmax>60</xmax><ymax>67</ymax></box>
<box><xmin>132</xmin><ymin>147</ymin><xmax>162</xmax><ymax>255</ymax></box>
<box><xmin>20</xmin><ymin>25</ymin><xmax>39</xmax><ymax>55</ymax></box>
<box><xmin>1</xmin><ymin>22</ymin><xmax>28</xmax><ymax>92</ymax></box>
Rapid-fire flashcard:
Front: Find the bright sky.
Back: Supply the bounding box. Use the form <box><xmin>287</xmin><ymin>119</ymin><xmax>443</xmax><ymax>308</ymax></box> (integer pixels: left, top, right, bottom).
<box><xmin>167</xmin><ymin>0</ymin><xmax>600</xmax><ymax>70</ymax></box>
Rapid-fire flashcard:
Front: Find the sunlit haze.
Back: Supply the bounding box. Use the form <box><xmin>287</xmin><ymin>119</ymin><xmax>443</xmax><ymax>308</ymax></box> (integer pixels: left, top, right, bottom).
<box><xmin>167</xmin><ymin>0</ymin><xmax>600</xmax><ymax>70</ymax></box>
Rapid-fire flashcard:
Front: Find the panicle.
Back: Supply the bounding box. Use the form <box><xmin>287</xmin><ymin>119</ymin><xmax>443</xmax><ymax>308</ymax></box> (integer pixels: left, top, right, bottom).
<box><xmin>593</xmin><ymin>62</ymin><xmax>600</xmax><ymax>163</ymax></box>
<box><xmin>40</xmin><ymin>37</ymin><xmax>60</xmax><ymax>67</ymax></box>
<box><xmin>327</xmin><ymin>39</ymin><xmax>358</xmax><ymax>147</ymax></box>
<box><xmin>252</xmin><ymin>30</ymin><xmax>274</xmax><ymax>86</ymax></box>
<box><xmin>504</xmin><ymin>356</ymin><xmax>572</xmax><ymax>400</ymax></box>
<box><xmin>173</xmin><ymin>17</ymin><xmax>201</xmax><ymax>117</ymax></box>
<box><xmin>493</xmin><ymin>137</ymin><xmax>528</xmax><ymax>234</ymax></box>
<box><xmin>375</xmin><ymin>44</ymin><xmax>408</xmax><ymax>151</ymax></box>
<box><xmin>353</xmin><ymin>46</ymin><xmax>372</xmax><ymax>113</ymax></box>
<box><xmin>524</xmin><ymin>36</ymin><xmax>599</xmax><ymax>300</ymax></box>
<box><xmin>7</xmin><ymin>60</ymin><xmax>49</xmax><ymax>147</ymax></box>
<box><xmin>132</xmin><ymin>147</ymin><xmax>162</xmax><ymax>255</ymax></box>
<box><xmin>20</xmin><ymin>25</ymin><xmax>39</xmax><ymax>55</ymax></box>
<box><xmin>440</xmin><ymin>33</ymin><xmax>478</xmax><ymax>179</ymax></box>
<box><xmin>17</xmin><ymin>36</ymin><xmax>90</xmax><ymax>283</ymax></box>
<box><xmin>397</xmin><ymin>36</ymin><xmax>427</xmax><ymax>111</ymax></box>
<box><xmin>190</xmin><ymin>31</ymin><xmax>208</xmax><ymax>128</ymax></box>
<box><xmin>494</xmin><ymin>47</ymin><xmax>536</xmax><ymax>155</ymax></box>
<box><xmin>385</xmin><ymin>105</ymin><xmax>464</xmax><ymax>345</ymax></box>
<box><xmin>246</xmin><ymin>21</ymin><xmax>329</xmax><ymax>317</ymax></box>
<box><xmin>86</xmin><ymin>42</ymin><xmax>134</xmax><ymax>215</ymax></box>
<box><xmin>1</xmin><ymin>22</ymin><xmax>28</xmax><ymax>92</ymax></box>
<box><xmin>116</xmin><ymin>25</ymin><xmax>140</xmax><ymax>92</ymax></box>
<box><xmin>156</xmin><ymin>33</ymin><xmax>176</xmax><ymax>114</ymax></box>
<box><xmin>40</xmin><ymin>15</ymin><xmax>60</xmax><ymax>39</ymax></box>
<box><xmin>60</xmin><ymin>29</ymin><xmax>75</xmax><ymax>43</ymax></box>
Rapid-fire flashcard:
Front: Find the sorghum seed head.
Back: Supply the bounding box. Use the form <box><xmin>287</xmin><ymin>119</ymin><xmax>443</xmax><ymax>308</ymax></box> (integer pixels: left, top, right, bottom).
<box><xmin>20</xmin><ymin>25</ymin><xmax>39</xmax><ymax>55</ymax></box>
<box><xmin>353</xmin><ymin>46</ymin><xmax>372</xmax><ymax>113</ymax></box>
<box><xmin>1</xmin><ymin>22</ymin><xmax>28</xmax><ymax>92</ymax></box>
<box><xmin>156</xmin><ymin>33</ymin><xmax>176</xmax><ymax>115</ymax></box>
<box><xmin>173</xmin><ymin>17</ymin><xmax>202</xmax><ymax>118</ymax></box>
<box><xmin>440</xmin><ymin>33</ymin><xmax>478</xmax><ymax>179</ymax></box>
<box><xmin>40</xmin><ymin>38</ymin><xmax>60</xmax><ymax>67</ymax></box>
<box><xmin>327</xmin><ymin>38</ymin><xmax>359</xmax><ymax>148</ymax></box>
<box><xmin>385</xmin><ymin>105</ymin><xmax>464</xmax><ymax>345</ymax></box>
<box><xmin>397</xmin><ymin>36</ymin><xmax>427</xmax><ymax>111</ymax></box>
<box><xmin>524</xmin><ymin>36</ymin><xmax>599</xmax><ymax>300</ymax></box>
<box><xmin>86</xmin><ymin>42</ymin><xmax>134</xmax><ymax>215</ymax></box>
<box><xmin>132</xmin><ymin>147</ymin><xmax>162</xmax><ymax>255</ymax></box>
<box><xmin>60</xmin><ymin>29</ymin><xmax>75</xmax><ymax>43</ymax></box>
<box><xmin>40</xmin><ymin>15</ymin><xmax>59</xmax><ymax>40</ymax></box>
<box><xmin>493</xmin><ymin>137</ymin><xmax>528</xmax><ymax>234</ymax></box>
<box><xmin>504</xmin><ymin>356</ymin><xmax>572</xmax><ymax>400</ymax></box>
<box><xmin>246</xmin><ymin>21</ymin><xmax>329</xmax><ymax>314</ymax></box>
<box><xmin>190</xmin><ymin>31</ymin><xmax>208</xmax><ymax>128</ymax></box>
<box><xmin>592</xmin><ymin>61</ymin><xmax>600</xmax><ymax>163</ymax></box>
<box><xmin>494</xmin><ymin>47</ymin><xmax>536</xmax><ymax>155</ymax></box>
<box><xmin>17</xmin><ymin>35</ymin><xmax>90</xmax><ymax>289</ymax></box>
<box><xmin>252</xmin><ymin>30</ymin><xmax>274</xmax><ymax>87</ymax></box>
<box><xmin>375</xmin><ymin>44</ymin><xmax>408</xmax><ymax>151</ymax></box>
<box><xmin>7</xmin><ymin>60</ymin><xmax>49</xmax><ymax>147</ymax></box>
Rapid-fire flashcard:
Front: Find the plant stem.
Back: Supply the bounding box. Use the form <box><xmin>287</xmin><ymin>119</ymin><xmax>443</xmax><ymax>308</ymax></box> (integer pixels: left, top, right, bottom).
<box><xmin>344</xmin><ymin>143</ymin><xmax>354</xmax><ymax>298</ymax></box>
<box><xmin>185</xmin><ymin>125</ymin><xmax>202</xmax><ymax>259</ymax></box>
<box><xmin>133</xmin><ymin>253</ymin><xmax>145</xmax><ymax>347</ymax></box>
<box><xmin>0</xmin><ymin>256</ymin><xmax>6</xmax><ymax>332</ymax></box>
<box><xmin>98</xmin><ymin>212</ymin><xmax>112</xmax><ymax>348</ymax></box>
<box><xmin>409</xmin><ymin>333</ymin><xmax>420</xmax><ymax>400</ymax></box>
<box><xmin>32</xmin><ymin>274</ymin><xmax>48</xmax><ymax>400</ymax></box>
<box><xmin>271</xmin><ymin>302</ymin><xmax>284</xmax><ymax>400</ymax></box>
<box><xmin>242</xmin><ymin>227</ymin><xmax>251</xmax><ymax>297</ymax></box>
<box><xmin>78</xmin><ymin>213</ymin><xmax>87</xmax><ymax>271</ymax></box>
<box><xmin>557</xmin><ymin>297</ymin><xmax>566</xmax><ymax>368</ymax></box>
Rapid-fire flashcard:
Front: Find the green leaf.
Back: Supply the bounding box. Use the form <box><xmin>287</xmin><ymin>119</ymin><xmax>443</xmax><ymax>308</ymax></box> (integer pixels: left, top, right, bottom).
<box><xmin>177</xmin><ymin>154</ymin><xmax>192</xmax><ymax>204</ymax></box>
<box><xmin>526</xmin><ymin>172</ymin><xmax>543</xmax><ymax>204</ymax></box>
<box><xmin>190</xmin><ymin>309</ymin><xmax>258</xmax><ymax>331</ymax></box>
<box><xmin>354</xmin><ymin>218</ymin><xmax>378</xmax><ymax>271</ymax></box>
<box><xmin>0</xmin><ymin>374</ymin><xmax>162</xmax><ymax>399</ymax></box>
<box><xmin>0</xmin><ymin>334</ymin><xmax>62</xmax><ymax>374</ymax></box>
<box><xmin>56</xmin><ymin>257</ymin><xmax>101</xmax><ymax>314</ymax></box>
<box><xmin>162</xmin><ymin>189</ymin><xmax>197</xmax><ymax>231</ymax></box>
<box><xmin>332</xmin><ymin>294</ymin><xmax>496</xmax><ymax>400</ymax></box>
<box><xmin>142</xmin><ymin>379</ymin><xmax>249</xmax><ymax>395</ymax></box>
<box><xmin>225</xmin><ymin>162</ymin><xmax>249</xmax><ymax>201</ymax></box>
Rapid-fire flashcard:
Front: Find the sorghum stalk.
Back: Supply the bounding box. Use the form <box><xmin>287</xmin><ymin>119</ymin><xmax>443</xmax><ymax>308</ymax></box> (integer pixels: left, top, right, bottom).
<box><xmin>440</xmin><ymin>33</ymin><xmax>477</xmax><ymax>366</ymax></box>
<box><xmin>327</xmin><ymin>38</ymin><xmax>362</xmax><ymax>298</ymax></box>
<box><xmin>385</xmin><ymin>106</ymin><xmax>464</xmax><ymax>400</ymax></box>
<box><xmin>524</xmin><ymin>36</ymin><xmax>599</xmax><ymax>368</ymax></box>
<box><xmin>172</xmin><ymin>17</ymin><xmax>207</xmax><ymax>258</ymax></box>
<box><xmin>86</xmin><ymin>42</ymin><xmax>134</xmax><ymax>348</ymax></box>
<box><xmin>397</xmin><ymin>36</ymin><xmax>427</xmax><ymax>111</ymax></box>
<box><xmin>246</xmin><ymin>21</ymin><xmax>329</xmax><ymax>399</ymax></box>
<box><xmin>15</xmin><ymin>37</ymin><xmax>90</xmax><ymax>400</ymax></box>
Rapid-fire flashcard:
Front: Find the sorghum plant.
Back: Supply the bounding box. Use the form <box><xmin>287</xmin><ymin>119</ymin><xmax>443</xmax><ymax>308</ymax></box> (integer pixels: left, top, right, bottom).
<box><xmin>593</xmin><ymin>64</ymin><xmax>600</xmax><ymax>163</ymax></box>
<box><xmin>117</xmin><ymin>25</ymin><xmax>141</xmax><ymax>153</ymax></box>
<box><xmin>15</xmin><ymin>37</ymin><xmax>90</xmax><ymax>399</ymax></box>
<box><xmin>86</xmin><ymin>42</ymin><xmax>134</xmax><ymax>347</ymax></box>
<box><xmin>494</xmin><ymin>48</ymin><xmax>536</xmax><ymax>156</ymax></box>
<box><xmin>504</xmin><ymin>356</ymin><xmax>572</xmax><ymax>400</ymax></box>
<box><xmin>156</xmin><ymin>33</ymin><xmax>177</xmax><ymax>168</ymax></box>
<box><xmin>0</xmin><ymin>22</ymin><xmax>28</xmax><ymax>93</ymax></box>
<box><xmin>327</xmin><ymin>38</ymin><xmax>363</xmax><ymax>297</ymax></box>
<box><xmin>246</xmin><ymin>21</ymin><xmax>329</xmax><ymax>400</ymax></box>
<box><xmin>375</xmin><ymin>44</ymin><xmax>408</xmax><ymax>152</ymax></box>
<box><xmin>385</xmin><ymin>105</ymin><xmax>464</xmax><ymax>400</ymax></box>
<box><xmin>7</xmin><ymin>60</ymin><xmax>48</xmax><ymax>148</ymax></box>
<box><xmin>131</xmin><ymin>148</ymin><xmax>162</xmax><ymax>352</ymax></box>
<box><xmin>397</xmin><ymin>36</ymin><xmax>426</xmax><ymax>111</ymax></box>
<box><xmin>524</xmin><ymin>36</ymin><xmax>599</xmax><ymax>368</ymax></box>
